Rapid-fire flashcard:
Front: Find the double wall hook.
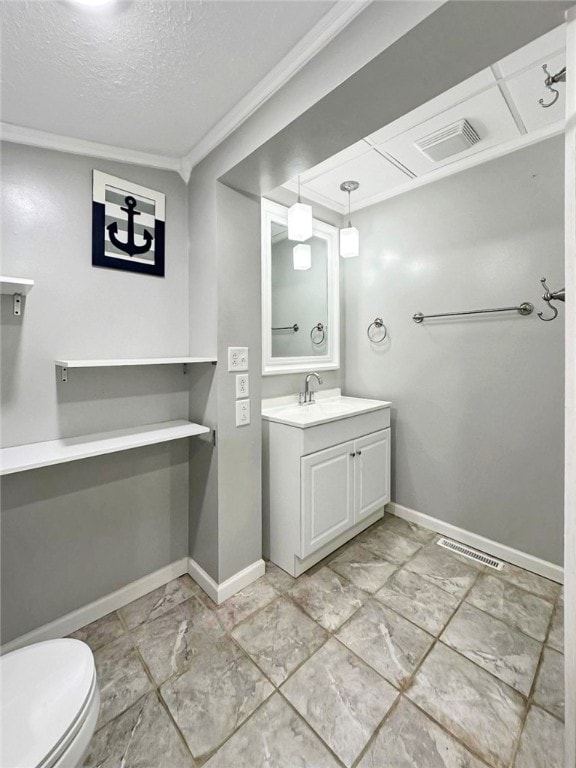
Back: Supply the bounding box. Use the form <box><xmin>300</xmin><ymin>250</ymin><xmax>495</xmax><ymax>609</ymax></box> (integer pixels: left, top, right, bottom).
<box><xmin>539</xmin><ymin>63</ymin><xmax>567</xmax><ymax>109</ymax></box>
<box><xmin>538</xmin><ymin>277</ymin><xmax>565</xmax><ymax>322</ymax></box>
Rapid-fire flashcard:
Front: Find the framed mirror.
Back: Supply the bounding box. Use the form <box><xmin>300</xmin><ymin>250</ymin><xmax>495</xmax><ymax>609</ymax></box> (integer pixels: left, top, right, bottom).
<box><xmin>261</xmin><ymin>198</ymin><xmax>340</xmax><ymax>375</ymax></box>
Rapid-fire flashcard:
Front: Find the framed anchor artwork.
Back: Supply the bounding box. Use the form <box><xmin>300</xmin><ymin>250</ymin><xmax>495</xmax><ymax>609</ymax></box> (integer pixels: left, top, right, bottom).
<box><xmin>92</xmin><ymin>170</ymin><xmax>165</xmax><ymax>276</ymax></box>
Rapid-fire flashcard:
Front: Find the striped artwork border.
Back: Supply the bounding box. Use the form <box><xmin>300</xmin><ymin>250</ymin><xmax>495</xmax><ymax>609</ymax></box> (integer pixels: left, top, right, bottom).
<box><xmin>92</xmin><ymin>170</ymin><xmax>165</xmax><ymax>277</ymax></box>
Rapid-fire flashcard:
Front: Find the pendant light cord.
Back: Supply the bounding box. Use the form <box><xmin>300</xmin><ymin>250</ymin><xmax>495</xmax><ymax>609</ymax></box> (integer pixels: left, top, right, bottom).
<box><xmin>347</xmin><ymin>190</ymin><xmax>352</xmax><ymax>227</ymax></box>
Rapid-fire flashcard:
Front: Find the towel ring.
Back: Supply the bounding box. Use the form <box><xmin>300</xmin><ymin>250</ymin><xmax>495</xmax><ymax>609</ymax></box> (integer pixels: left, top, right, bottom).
<box><xmin>311</xmin><ymin>323</ymin><xmax>326</xmax><ymax>345</ymax></box>
<box><xmin>367</xmin><ymin>317</ymin><xmax>387</xmax><ymax>343</ymax></box>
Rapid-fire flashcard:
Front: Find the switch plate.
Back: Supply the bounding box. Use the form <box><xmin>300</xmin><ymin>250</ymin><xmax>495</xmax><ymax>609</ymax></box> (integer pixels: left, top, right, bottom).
<box><xmin>236</xmin><ymin>399</ymin><xmax>251</xmax><ymax>426</ymax></box>
<box><xmin>228</xmin><ymin>347</ymin><xmax>249</xmax><ymax>371</ymax></box>
<box><xmin>235</xmin><ymin>374</ymin><xmax>250</xmax><ymax>398</ymax></box>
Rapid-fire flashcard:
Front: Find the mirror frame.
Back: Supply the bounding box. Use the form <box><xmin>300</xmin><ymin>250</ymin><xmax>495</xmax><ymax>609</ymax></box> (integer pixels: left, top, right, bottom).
<box><xmin>261</xmin><ymin>198</ymin><xmax>340</xmax><ymax>376</ymax></box>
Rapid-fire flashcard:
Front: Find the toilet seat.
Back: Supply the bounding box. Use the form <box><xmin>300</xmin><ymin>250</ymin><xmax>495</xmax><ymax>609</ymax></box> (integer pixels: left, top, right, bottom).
<box><xmin>1</xmin><ymin>639</ymin><xmax>98</xmax><ymax>768</ymax></box>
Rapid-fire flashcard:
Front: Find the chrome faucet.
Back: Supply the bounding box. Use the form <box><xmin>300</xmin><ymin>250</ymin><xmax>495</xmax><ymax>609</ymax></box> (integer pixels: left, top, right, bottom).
<box><xmin>299</xmin><ymin>372</ymin><xmax>323</xmax><ymax>405</ymax></box>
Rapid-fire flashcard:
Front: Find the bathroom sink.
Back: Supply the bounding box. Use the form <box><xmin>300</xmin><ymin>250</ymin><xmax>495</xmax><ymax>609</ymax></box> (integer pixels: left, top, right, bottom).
<box><xmin>261</xmin><ymin>389</ymin><xmax>391</xmax><ymax>429</ymax></box>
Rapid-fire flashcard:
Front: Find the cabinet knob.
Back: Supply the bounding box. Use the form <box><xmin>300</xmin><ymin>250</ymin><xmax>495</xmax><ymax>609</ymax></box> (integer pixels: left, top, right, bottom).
<box><xmin>350</xmin><ymin>452</ymin><xmax>356</xmax><ymax>457</ymax></box>
<box><xmin>357</xmin><ymin>450</ymin><xmax>362</xmax><ymax>456</ymax></box>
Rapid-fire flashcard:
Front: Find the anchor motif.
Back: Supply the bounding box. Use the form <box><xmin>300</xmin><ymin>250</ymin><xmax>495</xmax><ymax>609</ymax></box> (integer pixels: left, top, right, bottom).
<box><xmin>107</xmin><ymin>195</ymin><xmax>153</xmax><ymax>257</ymax></box>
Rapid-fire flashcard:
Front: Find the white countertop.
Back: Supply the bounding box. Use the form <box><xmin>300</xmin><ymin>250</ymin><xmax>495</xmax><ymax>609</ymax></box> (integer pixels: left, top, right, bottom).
<box><xmin>261</xmin><ymin>388</ymin><xmax>391</xmax><ymax>429</ymax></box>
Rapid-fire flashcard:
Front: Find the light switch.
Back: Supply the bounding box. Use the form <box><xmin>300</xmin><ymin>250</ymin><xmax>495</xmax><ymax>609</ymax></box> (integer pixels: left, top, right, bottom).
<box><xmin>228</xmin><ymin>347</ymin><xmax>249</xmax><ymax>371</ymax></box>
<box><xmin>236</xmin><ymin>399</ymin><xmax>251</xmax><ymax>426</ymax></box>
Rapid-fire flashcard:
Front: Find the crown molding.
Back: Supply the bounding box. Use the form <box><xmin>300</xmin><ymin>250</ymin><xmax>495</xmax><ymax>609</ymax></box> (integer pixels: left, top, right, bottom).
<box><xmin>180</xmin><ymin>0</ymin><xmax>373</xmax><ymax>181</ymax></box>
<box><xmin>1</xmin><ymin>2</ymin><xmax>370</xmax><ymax>184</ymax></box>
<box><xmin>0</xmin><ymin>123</ymin><xmax>184</xmax><ymax>179</ymax></box>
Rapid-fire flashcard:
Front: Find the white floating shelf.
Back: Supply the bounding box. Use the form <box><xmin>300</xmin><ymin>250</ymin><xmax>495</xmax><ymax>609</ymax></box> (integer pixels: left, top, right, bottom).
<box><xmin>54</xmin><ymin>357</ymin><xmax>217</xmax><ymax>368</ymax></box>
<box><xmin>1</xmin><ymin>276</ymin><xmax>34</xmax><ymax>315</ymax></box>
<box><xmin>0</xmin><ymin>276</ymin><xmax>35</xmax><ymax>295</ymax></box>
<box><xmin>0</xmin><ymin>420</ymin><xmax>210</xmax><ymax>476</ymax></box>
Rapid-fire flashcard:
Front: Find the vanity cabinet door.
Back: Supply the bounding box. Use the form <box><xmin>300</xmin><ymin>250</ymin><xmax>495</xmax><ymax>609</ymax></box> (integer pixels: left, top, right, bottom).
<box><xmin>354</xmin><ymin>429</ymin><xmax>391</xmax><ymax>523</ymax></box>
<box><xmin>301</xmin><ymin>441</ymin><xmax>355</xmax><ymax>558</ymax></box>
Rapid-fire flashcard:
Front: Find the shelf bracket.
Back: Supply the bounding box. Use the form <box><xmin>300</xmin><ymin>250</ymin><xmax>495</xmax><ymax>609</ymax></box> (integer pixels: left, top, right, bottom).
<box><xmin>59</xmin><ymin>366</ymin><xmax>68</xmax><ymax>383</ymax></box>
<box><xmin>13</xmin><ymin>293</ymin><xmax>22</xmax><ymax>316</ymax></box>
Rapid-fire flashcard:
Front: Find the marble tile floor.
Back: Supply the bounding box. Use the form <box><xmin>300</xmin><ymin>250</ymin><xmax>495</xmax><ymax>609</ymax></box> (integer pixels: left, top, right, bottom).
<box><xmin>75</xmin><ymin>515</ymin><xmax>565</xmax><ymax>768</ymax></box>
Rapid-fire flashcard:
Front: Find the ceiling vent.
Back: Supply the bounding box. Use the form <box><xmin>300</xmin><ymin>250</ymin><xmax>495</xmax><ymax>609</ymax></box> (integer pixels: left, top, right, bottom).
<box><xmin>414</xmin><ymin>119</ymin><xmax>480</xmax><ymax>162</ymax></box>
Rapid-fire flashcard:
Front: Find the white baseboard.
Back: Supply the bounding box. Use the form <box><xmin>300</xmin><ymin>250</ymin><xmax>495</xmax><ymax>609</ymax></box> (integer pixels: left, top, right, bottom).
<box><xmin>1</xmin><ymin>558</ymin><xmax>188</xmax><ymax>655</ymax></box>
<box><xmin>387</xmin><ymin>502</ymin><xmax>564</xmax><ymax>584</ymax></box>
<box><xmin>187</xmin><ymin>557</ymin><xmax>265</xmax><ymax>605</ymax></box>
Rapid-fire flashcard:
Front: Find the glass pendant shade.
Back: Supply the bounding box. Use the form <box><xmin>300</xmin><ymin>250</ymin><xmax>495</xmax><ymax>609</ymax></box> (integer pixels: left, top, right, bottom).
<box><xmin>288</xmin><ymin>202</ymin><xmax>313</xmax><ymax>242</ymax></box>
<box><xmin>293</xmin><ymin>243</ymin><xmax>312</xmax><ymax>270</ymax></box>
<box><xmin>339</xmin><ymin>226</ymin><xmax>359</xmax><ymax>258</ymax></box>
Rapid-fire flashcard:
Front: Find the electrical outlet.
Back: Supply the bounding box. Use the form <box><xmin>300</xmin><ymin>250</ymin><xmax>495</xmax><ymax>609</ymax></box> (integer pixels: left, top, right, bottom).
<box><xmin>228</xmin><ymin>347</ymin><xmax>249</xmax><ymax>372</ymax></box>
<box><xmin>235</xmin><ymin>399</ymin><xmax>251</xmax><ymax>426</ymax></box>
<box><xmin>235</xmin><ymin>374</ymin><xmax>250</xmax><ymax>398</ymax></box>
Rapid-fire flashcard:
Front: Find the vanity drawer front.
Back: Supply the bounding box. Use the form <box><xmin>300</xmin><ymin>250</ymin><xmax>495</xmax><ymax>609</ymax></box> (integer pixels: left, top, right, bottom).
<box><xmin>302</xmin><ymin>408</ymin><xmax>390</xmax><ymax>455</ymax></box>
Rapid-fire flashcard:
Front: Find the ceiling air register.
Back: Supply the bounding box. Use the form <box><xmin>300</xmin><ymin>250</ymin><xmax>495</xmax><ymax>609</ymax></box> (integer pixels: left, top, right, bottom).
<box><xmin>414</xmin><ymin>119</ymin><xmax>480</xmax><ymax>162</ymax></box>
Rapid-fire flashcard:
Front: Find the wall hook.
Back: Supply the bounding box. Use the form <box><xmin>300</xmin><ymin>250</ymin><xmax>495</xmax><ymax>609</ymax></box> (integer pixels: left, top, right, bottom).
<box><xmin>538</xmin><ymin>277</ymin><xmax>565</xmax><ymax>322</ymax></box>
<box><xmin>539</xmin><ymin>64</ymin><xmax>566</xmax><ymax>109</ymax></box>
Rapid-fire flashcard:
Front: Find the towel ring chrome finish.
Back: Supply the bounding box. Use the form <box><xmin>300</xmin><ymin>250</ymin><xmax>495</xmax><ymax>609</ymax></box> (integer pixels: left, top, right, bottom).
<box><xmin>367</xmin><ymin>317</ymin><xmax>387</xmax><ymax>343</ymax></box>
<box><xmin>311</xmin><ymin>323</ymin><xmax>326</xmax><ymax>345</ymax></box>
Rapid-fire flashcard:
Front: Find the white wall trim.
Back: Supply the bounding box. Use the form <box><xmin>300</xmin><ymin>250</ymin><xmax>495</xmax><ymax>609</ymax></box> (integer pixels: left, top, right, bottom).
<box><xmin>0</xmin><ymin>123</ymin><xmax>184</xmax><ymax>178</ymax></box>
<box><xmin>387</xmin><ymin>502</ymin><xmax>564</xmax><ymax>584</ymax></box>
<box><xmin>179</xmin><ymin>0</ymin><xmax>372</xmax><ymax>180</ymax></box>
<box><xmin>563</xmin><ymin>7</ymin><xmax>576</xmax><ymax>766</ymax></box>
<box><xmin>0</xmin><ymin>558</ymin><xmax>188</xmax><ymax>655</ymax></box>
<box><xmin>187</xmin><ymin>557</ymin><xmax>265</xmax><ymax>604</ymax></box>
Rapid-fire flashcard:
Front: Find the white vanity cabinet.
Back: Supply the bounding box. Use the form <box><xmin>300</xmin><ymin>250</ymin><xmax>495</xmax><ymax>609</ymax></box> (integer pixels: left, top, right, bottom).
<box><xmin>262</xmin><ymin>393</ymin><xmax>391</xmax><ymax>577</ymax></box>
<box><xmin>301</xmin><ymin>430</ymin><xmax>390</xmax><ymax>557</ymax></box>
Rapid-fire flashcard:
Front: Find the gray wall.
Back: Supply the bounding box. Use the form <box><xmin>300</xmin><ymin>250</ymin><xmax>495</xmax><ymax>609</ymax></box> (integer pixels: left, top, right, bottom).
<box><xmin>216</xmin><ymin>185</ymin><xmax>263</xmax><ymax>582</ymax></box>
<box><xmin>343</xmin><ymin>138</ymin><xmax>565</xmax><ymax>565</ymax></box>
<box><xmin>1</xmin><ymin>143</ymin><xmax>191</xmax><ymax>642</ymax></box>
<box><xmin>184</xmin><ymin>3</ymin><xmax>422</xmax><ymax>581</ymax></box>
<box><xmin>186</xmin><ymin>179</ymin><xmax>264</xmax><ymax>583</ymax></box>
<box><xmin>186</xmin><ymin>1</ymin><xmax>567</xmax><ymax>582</ymax></box>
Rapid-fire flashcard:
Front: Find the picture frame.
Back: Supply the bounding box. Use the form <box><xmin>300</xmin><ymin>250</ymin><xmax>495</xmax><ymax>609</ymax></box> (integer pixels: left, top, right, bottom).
<box><xmin>92</xmin><ymin>170</ymin><xmax>165</xmax><ymax>277</ymax></box>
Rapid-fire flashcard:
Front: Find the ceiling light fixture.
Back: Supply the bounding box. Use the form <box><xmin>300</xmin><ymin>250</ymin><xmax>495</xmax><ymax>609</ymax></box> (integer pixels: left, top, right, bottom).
<box><xmin>339</xmin><ymin>180</ymin><xmax>360</xmax><ymax>258</ymax></box>
<box><xmin>288</xmin><ymin>176</ymin><xmax>313</xmax><ymax>242</ymax></box>
<box><xmin>293</xmin><ymin>243</ymin><xmax>312</xmax><ymax>271</ymax></box>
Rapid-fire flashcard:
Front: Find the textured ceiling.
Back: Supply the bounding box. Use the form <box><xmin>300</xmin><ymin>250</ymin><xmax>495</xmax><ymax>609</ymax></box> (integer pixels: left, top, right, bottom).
<box><xmin>0</xmin><ymin>0</ymin><xmax>334</xmax><ymax>156</ymax></box>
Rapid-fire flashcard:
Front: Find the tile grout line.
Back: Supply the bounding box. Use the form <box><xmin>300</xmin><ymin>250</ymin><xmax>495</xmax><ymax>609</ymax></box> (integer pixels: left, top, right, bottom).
<box><xmin>338</xmin><ymin>560</ymin><xmax>497</xmax><ymax>767</ymax></box>
<box><xmin>89</xmin><ymin>600</ymin><xmax>201</xmax><ymax>764</ymax></box>
<box><xmin>344</xmin><ymin>564</ymin><xmax>491</xmax><ymax>767</ymax></box>
<box><xmin>276</xmin><ymin>690</ymin><xmax>349</xmax><ymax>768</ymax></box>
<box><xmin>124</xmin><ymin>616</ymin><xmax>199</xmax><ymax>766</ymax></box>
<box><xmin>205</xmin><ymin>529</ymin><xmax>508</xmax><ymax>765</ymax></box>
<box><xmin>389</xmin><ymin>567</ymin><xmax>519</xmax><ymax>768</ymax></box>
<box><xmin>203</xmin><ymin>534</ymin><xmax>416</xmax><ymax>767</ymax></box>
<box><xmin>80</xmin><ymin>521</ymin><xmax>563</xmax><ymax>767</ymax></box>
<box><xmin>195</xmin><ymin>559</ymin><xmax>562</xmax><ymax>766</ymax></box>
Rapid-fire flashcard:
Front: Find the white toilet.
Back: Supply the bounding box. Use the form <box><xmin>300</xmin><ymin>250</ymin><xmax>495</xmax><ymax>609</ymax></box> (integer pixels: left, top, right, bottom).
<box><xmin>0</xmin><ymin>639</ymin><xmax>100</xmax><ymax>768</ymax></box>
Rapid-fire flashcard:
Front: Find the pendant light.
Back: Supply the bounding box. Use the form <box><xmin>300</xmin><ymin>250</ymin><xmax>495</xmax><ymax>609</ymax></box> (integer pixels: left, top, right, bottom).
<box><xmin>288</xmin><ymin>176</ymin><xmax>313</xmax><ymax>242</ymax></box>
<box><xmin>339</xmin><ymin>180</ymin><xmax>360</xmax><ymax>258</ymax></box>
<box><xmin>293</xmin><ymin>243</ymin><xmax>311</xmax><ymax>270</ymax></box>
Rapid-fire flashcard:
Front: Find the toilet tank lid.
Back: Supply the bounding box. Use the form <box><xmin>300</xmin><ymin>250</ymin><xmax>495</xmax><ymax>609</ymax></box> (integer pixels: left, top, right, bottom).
<box><xmin>0</xmin><ymin>638</ymin><xmax>96</xmax><ymax>768</ymax></box>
